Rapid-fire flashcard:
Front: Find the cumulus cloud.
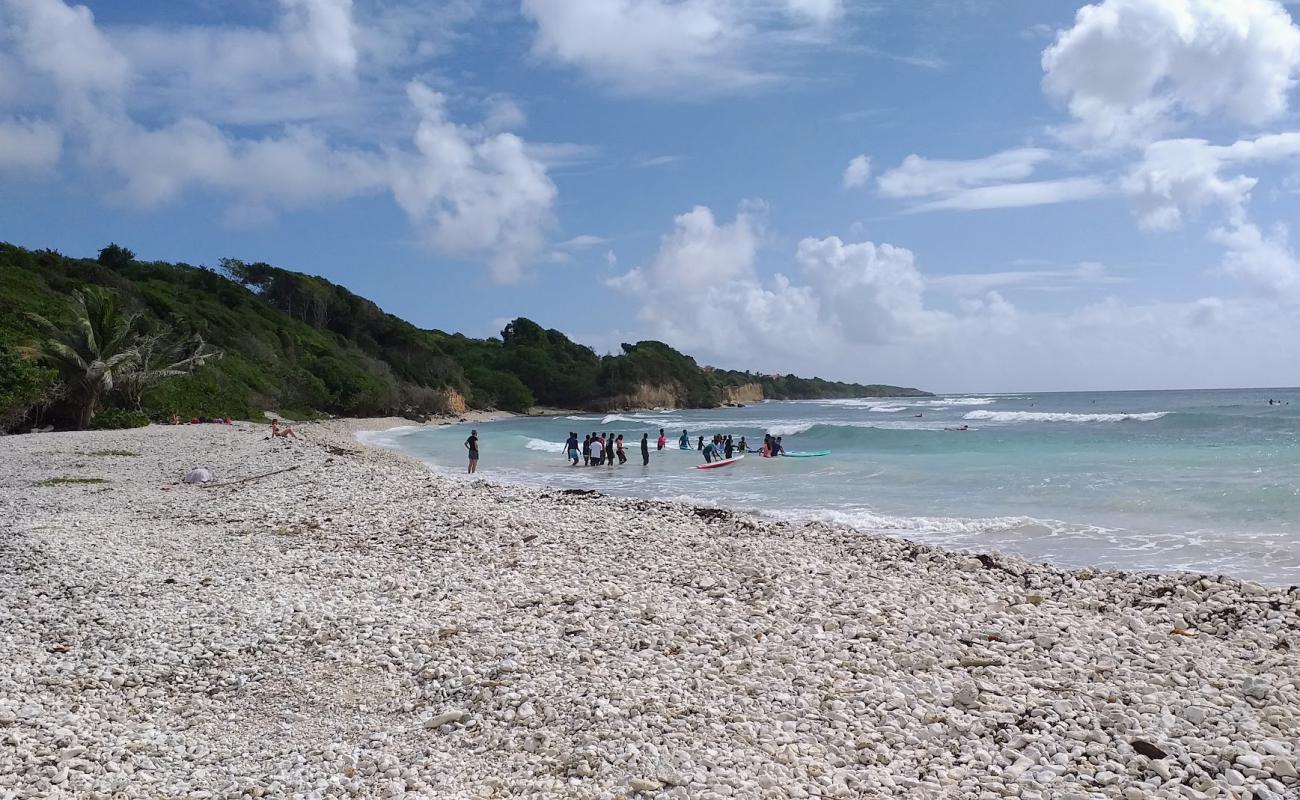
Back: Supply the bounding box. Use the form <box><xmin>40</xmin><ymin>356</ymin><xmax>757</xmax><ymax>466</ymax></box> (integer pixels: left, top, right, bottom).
<box><xmin>1123</xmin><ymin>133</ymin><xmax>1300</xmax><ymax>230</ymax></box>
<box><xmin>1042</xmin><ymin>0</ymin><xmax>1300</xmax><ymax>148</ymax></box>
<box><xmin>1214</xmin><ymin>221</ymin><xmax>1300</xmax><ymax>299</ymax></box>
<box><xmin>520</xmin><ymin>0</ymin><xmax>844</xmax><ymax>96</ymax></box>
<box><xmin>842</xmin><ymin>154</ymin><xmax>871</xmax><ymax>188</ymax></box>
<box><xmin>606</xmin><ymin>204</ymin><xmax>1022</xmax><ymax>366</ymax></box>
<box><xmin>0</xmin><ymin>0</ymin><xmax>559</xmax><ymax>282</ymax></box>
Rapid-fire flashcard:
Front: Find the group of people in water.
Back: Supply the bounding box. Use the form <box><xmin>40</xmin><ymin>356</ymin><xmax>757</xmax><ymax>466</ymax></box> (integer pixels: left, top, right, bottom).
<box><xmin>556</xmin><ymin>427</ymin><xmax>790</xmax><ymax>466</ymax></box>
<box><xmin>565</xmin><ymin>431</ymin><xmax>641</xmax><ymax>467</ymax></box>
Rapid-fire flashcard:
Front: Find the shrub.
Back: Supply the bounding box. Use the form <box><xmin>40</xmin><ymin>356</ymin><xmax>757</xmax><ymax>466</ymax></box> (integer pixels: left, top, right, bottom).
<box><xmin>90</xmin><ymin>407</ymin><xmax>150</xmax><ymax>430</ymax></box>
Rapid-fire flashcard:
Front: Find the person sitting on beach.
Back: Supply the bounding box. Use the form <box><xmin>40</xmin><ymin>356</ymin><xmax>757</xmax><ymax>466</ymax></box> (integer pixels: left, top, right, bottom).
<box><xmin>657</xmin><ymin>428</ymin><xmax>667</xmax><ymax>451</ymax></box>
<box><xmin>589</xmin><ymin>435</ymin><xmax>604</xmax><ymax>466</ymax></box>
<box><xmin>464</xmin><ymin>429</ymin><xmax>479</xmax><ymax>474</ymax></box>
<box><xmin>566</xmin><ymin>432</ymin><xmax>580</xmax><ymax>466</ymax></box>
<box><xmin>270</xmin><ymin>419</ymin><xmax>299</xmax><ymax>439</ymax></box>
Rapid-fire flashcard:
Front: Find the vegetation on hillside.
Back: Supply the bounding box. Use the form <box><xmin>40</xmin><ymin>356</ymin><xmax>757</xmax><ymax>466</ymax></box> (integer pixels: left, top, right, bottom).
<box><xmin>0</xmin><ymin>242</ymin><xmax>929</xmax><ymax>431</ymax></box>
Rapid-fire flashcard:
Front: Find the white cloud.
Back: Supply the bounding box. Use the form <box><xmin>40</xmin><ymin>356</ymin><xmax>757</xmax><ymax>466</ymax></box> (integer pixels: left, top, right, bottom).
<box><xmin>1123</xmin><ymin>133</ymin><xmax>1300</xmax><ymax>230</ymax></box>
<box><xmin>391</xmin><ymin>83</ymin><xmax>557</xmax><ymax>283</ymax></box>
<box><xmin>279</xmin><ymin>0</ymin><xmax>358</xmax><ymax>80</ymax></box>
<box><xmin>842</xmin><ymin>154</ymin><xmax>871</xmax><ymax>189</ymax></box>
<box><xmin>910</xmin><ymin>178</ymin><xmax>1111</xmax><ymax>212</ymax></box>
<box><xmin>1042</xmin><ymin>0</ymin><xmax>1300</xmax><ymax>148</ymax></box>
<box><xmin>930</xmin><ymin>262</ymin><xmax>1124</xmax><ymax>295</ymax></box>
<box><xmin>0</xmin><ymin>0</ymin><xmax>559</xmax><ymax>283</ymax></box>
<box><xmin>877</xmin><ymin>148</ymin><xmax>1052</xmax><ymax>197</ymax></box>
<box><xmin>1213</xmin><ymin>221</ymin><xmax>1300</xmax><ymax>299</ymax></box>
<box><xmin>0</xmin><ymin>117</ymin><xmax>60</xmax><ymax>169</ymax></box>
<box><xmin>607</xmin><ymin>205</ymin><xmax>998</xmax><ymax>365</ymax></box>
<box><xmin>520</xmin><ymin>0</ymin><xmax>844</xmax><ymax>96</ymax></box>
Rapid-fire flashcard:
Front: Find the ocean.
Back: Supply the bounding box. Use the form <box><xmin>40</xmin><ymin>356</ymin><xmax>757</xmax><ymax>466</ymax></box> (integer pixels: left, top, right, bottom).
<box><xmin>361</xmin><ymin>388</ymin><xmax>1300</xmax><ymax>586</ymax></box>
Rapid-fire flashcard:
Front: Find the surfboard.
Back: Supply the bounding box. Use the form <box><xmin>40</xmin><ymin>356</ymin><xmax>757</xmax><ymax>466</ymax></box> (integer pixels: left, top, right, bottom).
<box><xmin>694</xmin><ymin>455</ymin><xmax>744</xmax><ymax>470</ymax></box>
<box><xmin>781</xmin><ymin>450</ymin><xmax>831</xmax><ymax>458</ymax></box>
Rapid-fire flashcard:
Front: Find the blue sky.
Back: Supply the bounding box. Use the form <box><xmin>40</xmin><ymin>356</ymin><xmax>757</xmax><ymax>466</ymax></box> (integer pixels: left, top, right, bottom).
<box><xmin>4</xmin><ymin>0</ymin><xmax>1300</xmax><ymax>392</ymax></box>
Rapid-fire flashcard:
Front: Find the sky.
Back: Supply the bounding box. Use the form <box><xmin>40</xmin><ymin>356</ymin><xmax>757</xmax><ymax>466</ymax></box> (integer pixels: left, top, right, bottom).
<box><xmin>4</xmin><ymin>0</ymin><xmax>1300</xmax><ymax>392</ymax></box>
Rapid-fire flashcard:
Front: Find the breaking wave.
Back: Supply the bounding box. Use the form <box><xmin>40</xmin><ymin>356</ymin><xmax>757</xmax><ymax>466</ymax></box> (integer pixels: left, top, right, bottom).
<box><xmin>964</xmin><ymin>410</ymin><xmax>1169</xmax><ymax>423</ymax></box>
<box><xmin>524</xmin><ymin>437</ymin><xmax>566</xmax><ymax>453</ymax></box>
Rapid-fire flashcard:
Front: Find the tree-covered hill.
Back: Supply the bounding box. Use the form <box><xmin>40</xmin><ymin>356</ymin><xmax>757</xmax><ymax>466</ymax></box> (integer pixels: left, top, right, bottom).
<box><xmin>0</xmin><ymin>242</ymin><xmax>929</xmax><ymax>431</ymax></box>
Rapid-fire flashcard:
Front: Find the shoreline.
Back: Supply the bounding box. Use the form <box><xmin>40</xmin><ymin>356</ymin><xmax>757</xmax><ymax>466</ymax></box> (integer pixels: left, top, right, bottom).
<box><xmin>2</xmin><ymin>421</ymin><xmax>1297</xmax><ymax>798</ymax></box>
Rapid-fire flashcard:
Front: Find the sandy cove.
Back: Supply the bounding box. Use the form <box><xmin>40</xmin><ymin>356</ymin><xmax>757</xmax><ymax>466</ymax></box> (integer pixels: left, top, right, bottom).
<box><xmin>0</xmin><ymin>421</ymin><xmax>1297</xmax><ymax>800</ymax></box>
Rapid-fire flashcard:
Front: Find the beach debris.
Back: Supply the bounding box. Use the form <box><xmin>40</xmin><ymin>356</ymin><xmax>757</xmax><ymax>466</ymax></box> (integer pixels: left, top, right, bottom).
<box><xmin>182</xmin><ymin>467</ymin><xmax>213</xmax><ymax>484</ymax></box>
<box><xmin>1131</xmin><ymin>740</ymin><xmax>1168</xmax><ymax>759</ymax></box>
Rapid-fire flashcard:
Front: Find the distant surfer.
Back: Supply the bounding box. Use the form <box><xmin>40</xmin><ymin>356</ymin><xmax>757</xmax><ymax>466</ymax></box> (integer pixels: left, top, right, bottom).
<box><xmin>464</xmin><ymin>429</ymin><xmax>479</xmax><ymax>474</ymax></box>
<box><xmin>657</xmin><ymin>428</ymin><xmax>667</xmax><ymax>451</ymax></box>
<box><xmin>641</xmin><ymin>433</ymin><xmax>651</xmax><ymax>465</ymax></box>
<box><xmin>944</xmin><ymin>425</ymin><xmax>970</xmax><ymax>432</ymax></box>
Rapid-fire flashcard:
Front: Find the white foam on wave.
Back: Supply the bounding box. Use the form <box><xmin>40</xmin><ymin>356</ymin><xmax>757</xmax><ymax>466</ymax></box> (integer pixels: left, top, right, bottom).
<box><xmin>766</xmin><ymin>422</ymin><xmax>816</xmax><ymax>436</ymax></box>
<box><xmin>600</xmin><ymin>414</ymin><xmax>645</xmax><ymax>424</ymax></box>
<box><xmin>524</xmin><ymin>437</ymin><xmax>566</xmax><ymax>453</ymax></box>
<box><xmin>916</xmin><ymin>397</ymin><xmax>996</xmax><ymax>407</ymax></box>
<box><xmin>355</xmin><ymin>425</ymin><xmax>423</xmax><ymax>449</ymax></box>
<box><xmin>964</xmin><ymin>410</ymin><xmax>1169</xmax><ymax>423</ymax></box>
<box><xmin>870</xmin><ymin>405</ymin><xmax>908</xmax><ymax>413</ymax></box>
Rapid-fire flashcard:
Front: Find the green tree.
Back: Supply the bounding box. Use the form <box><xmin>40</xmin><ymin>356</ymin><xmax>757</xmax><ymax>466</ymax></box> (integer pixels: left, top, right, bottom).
<box><xmin>20</xmin><ymin>288</ymin><xmax>141</xmax><ymax>429</ymax></box>
<box><xmin>97</xmin><ymin>243</ymin><xmax>135</xmax><ymax>270</ymax></box>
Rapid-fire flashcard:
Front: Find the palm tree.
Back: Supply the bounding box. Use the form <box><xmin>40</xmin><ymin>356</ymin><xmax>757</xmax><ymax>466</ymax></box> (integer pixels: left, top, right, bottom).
<box><xmin>21</xmin><ymin>288</ymin><xmax>141</xmax><ymax>429</ymax></box>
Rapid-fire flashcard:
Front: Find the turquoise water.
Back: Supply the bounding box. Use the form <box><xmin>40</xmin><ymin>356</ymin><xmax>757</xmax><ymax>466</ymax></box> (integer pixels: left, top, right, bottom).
<box><xmin>362</xmin><ymin>388</ymin><xmax>1300</xmax><ymax>585</ymax></box>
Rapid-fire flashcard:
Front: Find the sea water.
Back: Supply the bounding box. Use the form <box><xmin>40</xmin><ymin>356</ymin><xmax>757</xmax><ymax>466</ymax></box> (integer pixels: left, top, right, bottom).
<box><xmin>362</xmin><ymin>388</ymin><xmax>1300</xmax><ymax>586</ymax></box>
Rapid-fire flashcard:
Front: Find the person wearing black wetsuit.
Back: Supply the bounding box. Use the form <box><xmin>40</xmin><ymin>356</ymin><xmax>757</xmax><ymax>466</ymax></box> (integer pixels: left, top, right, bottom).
<box><xmin>641</xmin><ymin>433</ymin><xmax>650</xmax><ymax>465</ymax></box>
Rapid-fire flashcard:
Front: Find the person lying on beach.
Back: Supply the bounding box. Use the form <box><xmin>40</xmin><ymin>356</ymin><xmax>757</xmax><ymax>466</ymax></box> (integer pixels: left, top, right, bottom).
<box><xmin>270</xmin><ymin>419</ymin><xmax>300</xmax><ymax>439</ymax></box>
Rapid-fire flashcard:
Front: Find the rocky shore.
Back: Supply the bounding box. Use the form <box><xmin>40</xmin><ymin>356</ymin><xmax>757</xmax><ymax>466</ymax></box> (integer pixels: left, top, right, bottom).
<box><xmin>1</xmin><ymin>421</ymin><xmax>1296</xmax><ymax>799</ymax></box>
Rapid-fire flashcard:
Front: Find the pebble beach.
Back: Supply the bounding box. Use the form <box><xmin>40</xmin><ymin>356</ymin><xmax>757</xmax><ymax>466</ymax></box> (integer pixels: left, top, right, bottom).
<box><xmin>1</xmin><ymin>421</ymin><xmax>1297</xmax><ymax>800</ymax></box>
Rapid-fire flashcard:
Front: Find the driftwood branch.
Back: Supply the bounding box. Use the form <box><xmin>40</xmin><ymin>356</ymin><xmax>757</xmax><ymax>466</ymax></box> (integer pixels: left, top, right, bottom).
<box><xmin>200</xmin><ymin>465</ymin><xmax>300</xmax><ymax>489</ymax></box>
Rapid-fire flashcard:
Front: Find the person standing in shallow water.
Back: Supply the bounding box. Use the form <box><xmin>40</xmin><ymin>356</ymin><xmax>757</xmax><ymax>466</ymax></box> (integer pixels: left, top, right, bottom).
<box><xmin>641</xmin><ymin>433</ymin><xmax>650</xmax><ymax>465</ymax></box>
<box><xmin>464</xmin><ymin>429</ymin><xmax>479</xmax><ymax>474</ymax></box>
<box><xmin>616</xmin><ymin>434</ymin><xmax>627</xmax><ymax>465</ymax></box>
<box><xmin>657</xmin><ymin>428</ymin><xmax>667</xmax><ymax>451</ymax></box>
<box><xmin>582</xmin><ymin>434</ymin><xmax>592</xmax><ymax>466</ymax></box>
<box><xmin>566</xmin><ymin>432</ymin><xmax>580</xmax><ymax>466</ymax></box>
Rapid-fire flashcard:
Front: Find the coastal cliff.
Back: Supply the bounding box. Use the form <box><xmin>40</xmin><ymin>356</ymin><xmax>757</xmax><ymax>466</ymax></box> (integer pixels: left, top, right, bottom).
<box><xmin>721</xmin><ymin>382</ymin><xmax>764</xmax><ymax>405</ymax></box>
